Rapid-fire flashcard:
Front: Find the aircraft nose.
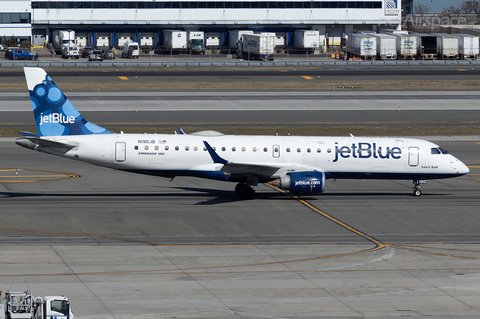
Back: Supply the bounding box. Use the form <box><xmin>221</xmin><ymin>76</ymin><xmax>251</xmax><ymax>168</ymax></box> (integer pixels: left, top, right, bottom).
<box><xmin>456</xmin><ymin>160</ymin><xmax>470</xmax><ymax>175</ymax></box>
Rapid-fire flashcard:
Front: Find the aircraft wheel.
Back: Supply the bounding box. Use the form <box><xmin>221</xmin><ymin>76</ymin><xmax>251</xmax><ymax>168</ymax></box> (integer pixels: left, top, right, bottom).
<box><xmin>235</xmin><ymin>183</ymin><xmax>246</xmax><ymax>196</ymax></box>
<box><xmin>413</xmin><ymin>189</ymin><xmax>422</xmax><ymax>197</ymax></box>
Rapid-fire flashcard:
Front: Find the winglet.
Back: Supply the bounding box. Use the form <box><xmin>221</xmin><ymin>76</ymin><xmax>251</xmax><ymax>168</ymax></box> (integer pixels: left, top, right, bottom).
<box><xmin>177</xmin><ymin>128</ymin><xmax>186</xmax><ymax>135</ymax></box>
<box><xmin>203</xmin><ymin>141</ymin><xmax>228</xmax><ymax>164</ymax></box>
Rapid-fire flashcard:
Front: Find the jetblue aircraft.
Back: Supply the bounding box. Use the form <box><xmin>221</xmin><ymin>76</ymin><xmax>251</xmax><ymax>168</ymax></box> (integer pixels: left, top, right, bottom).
<box><xmin>16</xmin><ymin>67</ymin><xmax>469</xmax><ymax>197</ymax></box>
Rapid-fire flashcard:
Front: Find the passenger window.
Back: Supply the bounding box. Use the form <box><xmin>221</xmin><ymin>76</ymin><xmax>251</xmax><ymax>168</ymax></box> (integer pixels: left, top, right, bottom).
<box><xmin>274</xmin><ymin>147</ymin><xmax>279</xmax><ymax>152</ymax></box>
<box><xmin>222</xmin><ymin>147</ymin><xmax>226</xmax><ymax>151</ymax></box>
<box><xmin>297</xmin><ymin>148</ymin><xmax>301</xmax><ymax>152</ymax></box>
<box><xmin>194</xmin><ymin>146</ymin><xmax>198</xmax><ymax>151</ymax></box>
<box><xmin>286</xmin><ymin>148</ymin><xmax>291</xmax><ymax>152</ymax></box>
<box><xmin>185</xmin><ymin>146</ymin><xmax>189</xmax><ymax>151</ymax></box>
<box><xmin>145</xmin><ymin>146</ymin><xmax>149</xmax><ymax>150</ymax></box>
<box><xmin>242</xmin><ymin>147</ymin><xmax>246</xmax><ymax>152</ymax></box>
<box><xmin>232</xmin><ymin>147</ymin><xmax>236</xmax><ymax>152</ymax></box>
<box><xmin>165</xmin><ymin>146</ymin><xmax>169</xmax><ymax>151</ymax></box>
<box><xmin>203</xmin><ymin>146</ymin><xmax>207</xmax><ymax>151</ymax></box>
<box><xmin>253</xmin><ymin>147</ymin><xmax>257</xmax><ymax>152</ymax></box>
<box><xmin>317</xmin><ymin>148</ymin><xmax>321</xmax><ymax>153</ymax></box>
<box><xmin>307</xmin><ymin>148</ymin><xmax>311</xmax><ymax>153</ymax></box>
<box><xmin>155</xmin><ymin>146</ymin><xmax>159</xmax><ymax>151</ymax></box>
<box><xmin>327</xmin><ymin>148</ymin><xmax>331</xmax><ymax>153</ymax></box>
<box><xmin>175</xmin><ymin>146</ymin><xmax>179</xmax><ymax>151</ymax></box>
<box><xmin>263</xmin><ymin>147</ymin><xmax>268</xmax><ymax>152</ymax></box>
<box><xmin>134</xmin><ymin>145</ymin><xmax>138</xmax><ymax>150</ymax></box>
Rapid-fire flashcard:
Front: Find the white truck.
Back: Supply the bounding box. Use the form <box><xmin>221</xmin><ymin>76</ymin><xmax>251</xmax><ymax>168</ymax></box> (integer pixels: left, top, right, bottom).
<box><xmin>237</xmin><ymin>33</ymin><xmax>275</xmax><ymax>61</ymax></box>
<box><xmin>372</xmin><ymin>33</ymin><xmax>396</xmax><ymax>60</ymax></box>
<box><xmin>228</xmin><ymin>30</ymin><xmax>254</xmax><ymax>49</ymax></box>
<box><xmin>51</xmin><ymin>30</ymin><xmax>76</xmax><ymax>55</ymax></box>
<box><xmin>187</xmin><ymin>31</ymin><xmax>205</xmax><ymax>54</ymax></box>
<box><xmin>61</xmin><ymin>46</ymin><xmax>80</xmax><ymax>59</ymax></box>
<box><xmin>293</xmin><ymin>30</ymin><xmax>320</xmax><ymax>50</ymax></box>
<box><xmin>162</xmin><ymin>30</ymin><xmax>187</xmax><ymax>52</ymax></box>
<box><xmin>122</xmin><ymin>41</ymin><xmax>139</xmax><ymax>58</ymax></box>
<box><xmin>0</xmin><ymin>290</ymin><xmax>73</xmax><ymax>319</ymax></box>
<box><xmin>454</xmin><ymin>34</ymin><xmax>479</xmax><ymax>60</ymax></box>
<box><xmin>433</xmin><ymin>33</ymin><xmax>459</xmax><ymax>60</ymax></box>
<box><xmin>346</xmin><ymin>34</ymin><xmax>377</xmax><ymax>60</ymax></box>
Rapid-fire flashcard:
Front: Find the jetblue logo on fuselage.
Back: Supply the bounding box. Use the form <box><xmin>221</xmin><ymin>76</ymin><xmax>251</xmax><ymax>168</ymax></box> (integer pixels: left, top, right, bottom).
<box><xmin>333</xmin><ymin>142</ymin><xmax>402</xmax><ymax>162</ymax></box>
<box><xmin>39</xmin><ymin>113</ymin><xmax>75</xmax><ymax>125</ymax></box>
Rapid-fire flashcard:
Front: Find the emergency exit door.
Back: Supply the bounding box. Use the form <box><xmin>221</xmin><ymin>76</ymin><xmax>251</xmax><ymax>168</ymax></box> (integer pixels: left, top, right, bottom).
<box><xmin>115</xmin><ymin>142</ymin><xmax>126</xmax><ymax>162</ymax></box>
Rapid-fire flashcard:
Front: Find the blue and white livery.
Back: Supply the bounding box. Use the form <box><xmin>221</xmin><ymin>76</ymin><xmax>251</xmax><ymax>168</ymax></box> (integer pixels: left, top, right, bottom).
<box><xmin>17</xmin><ymin>67</ymin><xmax>469</xmax><ymax>197</ymax></box>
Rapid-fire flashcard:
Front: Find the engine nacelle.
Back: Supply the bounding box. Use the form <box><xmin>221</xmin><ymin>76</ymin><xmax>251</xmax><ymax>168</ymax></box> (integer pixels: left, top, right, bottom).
<box><xmin>271</xmin><ymin>171</ymin><xmax>325</xmax><ymax>195</ymax></box>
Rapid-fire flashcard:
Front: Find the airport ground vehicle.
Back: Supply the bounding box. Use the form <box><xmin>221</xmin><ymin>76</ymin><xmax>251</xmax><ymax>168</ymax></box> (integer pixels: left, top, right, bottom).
<box><xmin>433</xmin><ymin>33</ymin><xmax>459</xmax><ymax>60</ymax></box>
<box><xmin>51</xmin><ymin>30</ymin><xmax>75</xmax><ymax>55</ymax></box>
<box><xmin>10</xmin><ymin>49</ymin><xmax>38</xmax><ymax>60</ymax></box>
<box><xmin>103</xmin><ymin>49</ymin><xmax>115</xmax><ymax>59</ymax></box>
<box><xmin>122</xmin><ymin>41</ymin><xmax>139</xmax><ymax>58</ymax></box>
<box><xmin>237</xmin><ymin>33</ymin><xmax>275</xmax><ymax>61</ymax></box>
<box><xmin>89</xmin><ymin>50</ymin><xmax>103</xmax><ymax>61</ymax></box>
<box><xmin>0</xmin><ymin>290</ymin><xmax>74</xmax><ymax>319</ymax></box>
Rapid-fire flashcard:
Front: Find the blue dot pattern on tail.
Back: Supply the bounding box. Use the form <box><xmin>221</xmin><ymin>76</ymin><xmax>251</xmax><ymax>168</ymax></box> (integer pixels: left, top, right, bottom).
<box><xmin>30</xmin><ymin>74</ymin><xmax>112</xmax><ymax>136</ymax></box>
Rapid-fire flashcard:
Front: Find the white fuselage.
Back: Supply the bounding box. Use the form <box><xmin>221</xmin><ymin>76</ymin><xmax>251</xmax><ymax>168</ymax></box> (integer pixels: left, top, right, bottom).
<box><xmin>39</xmin><ymin>133</ymin><xmax>469</xmax><ymax>183</ymax></box>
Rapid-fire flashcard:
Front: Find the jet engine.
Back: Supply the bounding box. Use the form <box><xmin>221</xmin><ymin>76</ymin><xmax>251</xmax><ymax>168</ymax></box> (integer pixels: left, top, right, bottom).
<box><xmin>270</xmin><ymin>171</ymin><xmax>325</xmax><ymax>195</ymax></box>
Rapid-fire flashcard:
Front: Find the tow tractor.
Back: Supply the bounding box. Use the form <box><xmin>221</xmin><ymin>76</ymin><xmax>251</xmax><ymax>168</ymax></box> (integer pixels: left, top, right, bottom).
<box><xmin>0</xmin><ymin>290</ymin><xmax>74</xmax><ymax>319</ymax></box>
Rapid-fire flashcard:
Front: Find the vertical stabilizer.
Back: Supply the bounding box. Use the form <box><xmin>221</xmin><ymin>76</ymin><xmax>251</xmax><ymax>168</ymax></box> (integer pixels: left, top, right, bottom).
<box><xmin>24</xmin><ymin>67</ymin><xmax>112</xmax><ymax>136</ymax></box>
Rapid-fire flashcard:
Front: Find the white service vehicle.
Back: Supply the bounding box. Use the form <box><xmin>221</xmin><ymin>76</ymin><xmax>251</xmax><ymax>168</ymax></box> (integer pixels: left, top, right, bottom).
<box><xmin>122</xmin><ymin>41</ymin><xmax>139</xmax><ymax>58</ymax></box>
<box><xmin>0</xmin><ymin>290</ymin><xmax>74</xmax><ymax>319</ymax></box>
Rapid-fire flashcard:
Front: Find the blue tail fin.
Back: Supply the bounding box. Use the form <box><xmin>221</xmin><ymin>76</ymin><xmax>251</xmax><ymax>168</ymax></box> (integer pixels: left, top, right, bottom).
<box><xmin>24</xmin><ymin>67</ymin><xmax>113</xmax><ymax>136</ymax></box>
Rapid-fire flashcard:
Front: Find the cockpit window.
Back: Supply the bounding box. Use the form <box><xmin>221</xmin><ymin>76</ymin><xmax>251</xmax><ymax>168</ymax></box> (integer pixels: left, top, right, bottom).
<box><xmin>438</xmin><ymin>147</ymin><xmax>449</xmax><ymax>154</ymax></box>
<box><xmin>431</xmin><ymin>148</ymin><xmax>441</xmax><ymax>154</ymax></box>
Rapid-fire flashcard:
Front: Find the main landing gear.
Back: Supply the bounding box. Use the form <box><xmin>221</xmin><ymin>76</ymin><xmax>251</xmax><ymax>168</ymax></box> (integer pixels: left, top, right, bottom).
<box><xmin>412</xmin><ymin>179</ymin><xmax>426</xmax><ymax>197</ymax></box>
<box><xmin>235</xmin><ymin>183</ymin><xmax>255</xmax><ymax>198</ymax></box>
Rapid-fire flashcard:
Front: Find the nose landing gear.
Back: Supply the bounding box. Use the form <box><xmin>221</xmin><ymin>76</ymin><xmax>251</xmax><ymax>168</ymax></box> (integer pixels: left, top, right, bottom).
<box><xmin>412</xmin><ymin>179</ymin><xmax>426</xmax><ymax>196</ymax></box>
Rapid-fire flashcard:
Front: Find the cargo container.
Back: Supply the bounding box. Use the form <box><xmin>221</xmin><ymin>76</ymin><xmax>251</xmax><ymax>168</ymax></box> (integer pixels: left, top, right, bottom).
<box><xmin>372</xmin><ymin>33</ymin><xmax>396</xmax><ymax>60</ymax></box>
<box><xmin>346</xmin><ymin>34</ymin><xmax>377</xmax><ymax>59</ymax></box>
<box><xmin>411</xmin><ymin>33</ymin><xmax>437</xmax><ymax>59</ymax></box>
<box><xmin>228</xmin><ymin>30</ymin><xmax>254</xmax><ymax>48</ymax></box>
<box><xmin>294</xmin><ymin>30</ymin><xmax>320</xmax><ymax>50</ymax></box>
<box><xmin>432</xmin><ymin>33</ymin><xmax>459</xmax><ymax>60</ymax></box>
<box><xmin>237</xmin><ymin>33</ymin><xmax>274</xmax><ymax>61</ymax></box>
<box><xmin>454</xmin><ymin>34</ymin><xmax>479</xmax><ymax>60</ymax></box>
<box><xmin>162</xmin><ymin>30</ymin><xmax>187</xmax><ymax>50</ymax></box>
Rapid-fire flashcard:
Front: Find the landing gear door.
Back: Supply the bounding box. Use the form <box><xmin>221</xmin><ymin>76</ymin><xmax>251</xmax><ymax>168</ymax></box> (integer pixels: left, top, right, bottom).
<box><xmin>115</xmin><ymin>142</ymin><xmax>126</xmax><ymax>162</ymax></box>
<box><xmin>408</xmin><ymin>147</ymin><xmax>419</xmax><ymax>167</ymax></box>
<box><xmin>272</xmin><ymin>144</ymin><xmax>280</xmax><ymax>158</ymax></box>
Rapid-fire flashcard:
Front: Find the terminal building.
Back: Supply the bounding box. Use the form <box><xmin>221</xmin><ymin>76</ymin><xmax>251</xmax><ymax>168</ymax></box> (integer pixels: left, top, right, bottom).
<box><xmin>1</xmin><ymin>0</ymin><xmax>401</xmax><ymax>48</ymax></box>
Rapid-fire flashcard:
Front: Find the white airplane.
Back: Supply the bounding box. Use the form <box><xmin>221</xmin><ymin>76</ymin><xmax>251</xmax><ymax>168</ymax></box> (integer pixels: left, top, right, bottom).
<box><xmin>16</xmin><ymin>67</ymin><xmax>469</xmax><ymax>197</ymax></box>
